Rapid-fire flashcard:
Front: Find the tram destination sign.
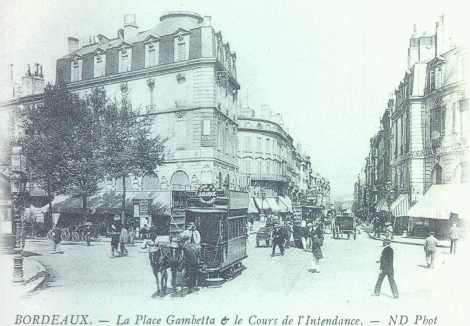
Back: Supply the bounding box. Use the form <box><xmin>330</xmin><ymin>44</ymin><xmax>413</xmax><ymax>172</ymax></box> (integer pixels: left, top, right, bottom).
<box><xmin>197</xmin><ymin>184</ymin><xmax>217</xmax><ymax>205</ymax></box>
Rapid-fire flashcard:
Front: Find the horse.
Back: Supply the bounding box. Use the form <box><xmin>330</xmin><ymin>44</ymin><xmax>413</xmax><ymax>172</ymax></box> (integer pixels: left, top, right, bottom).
<box><xmin>146</xmin><ymin>238</ymin><xmax>200</xmax><ymax>297</ymax></box>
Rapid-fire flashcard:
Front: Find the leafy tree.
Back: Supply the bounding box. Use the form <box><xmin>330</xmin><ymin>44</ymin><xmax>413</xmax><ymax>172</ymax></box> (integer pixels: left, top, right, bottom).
<box><xmin>98</xmin><ymin>93</ymin><xmax>166</xmax><ymax>225</ymax></box>
<box><xmin>18</xmin><ymin>83</ymin><xmax>103</xmax><ymax>222</ymax></box>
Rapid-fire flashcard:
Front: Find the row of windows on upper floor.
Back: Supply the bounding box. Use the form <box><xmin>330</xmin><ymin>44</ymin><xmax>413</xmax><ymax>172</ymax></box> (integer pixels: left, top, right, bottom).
<box><xmin>69</xmin><ymin>33</ymin><xmax>237</xmax><ymax>82</ymax></box>
<box><xmin>241</xmin><ymin>135</ymin><xmax>287</xmax><ymax>156</ymax></box>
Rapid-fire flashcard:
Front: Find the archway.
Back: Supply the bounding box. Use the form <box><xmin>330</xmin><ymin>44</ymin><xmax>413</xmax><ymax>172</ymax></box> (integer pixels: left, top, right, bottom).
<box><xmin>170</xmin><ymin>171</ymin><xmax>190</xmax><ymax>189</ymax></box>
<box><xmin>142</xmin><ymin>173</ymin><xmax>160</xmax><ymax>191</ymax></box>
<box><xmin>453</xmin><ymin>161</ymin><xmax>469</xmax><ymax>183</ymax></box>
<box><xmin>115</xmin><ymin>176</ymin><xmax>132</xmax><ymax>191</ymax></box>
<box><xmin>431</xmin><ymin>164</ymin><xmax>443</xmax><ymax>185</ymax></box>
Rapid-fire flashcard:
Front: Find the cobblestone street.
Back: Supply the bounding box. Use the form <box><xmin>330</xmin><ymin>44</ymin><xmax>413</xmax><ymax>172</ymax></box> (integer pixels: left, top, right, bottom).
<box><xmin>2</xmin><ymin>232</ymin><xmax>469</xmax><ymax>325</ymax></box>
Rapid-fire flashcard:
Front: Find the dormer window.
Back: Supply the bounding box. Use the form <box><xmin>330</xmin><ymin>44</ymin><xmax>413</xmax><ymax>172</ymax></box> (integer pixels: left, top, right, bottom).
<box><xmin>145</xmin><ymin>39</ymin><xmax>159</xmax><ymax>68</ymax></box>
<box><xmin>71</xmin><ymin>59</ymin><xmax>82</xmax><ymax>82</ymax></box>
<box><xmin>94</xmin><ymin>52</ymin><xmax>106</xmax><ymax>78</ymax></box>
<box><xmin>173</xmin><ymin>31</ymin><xmax>190</xmax><ymax>62</ymax></box>
<box><xmin>118</xmin><ymin>46</ymin><xmax>132</xmax><ymax>73</ymax></box>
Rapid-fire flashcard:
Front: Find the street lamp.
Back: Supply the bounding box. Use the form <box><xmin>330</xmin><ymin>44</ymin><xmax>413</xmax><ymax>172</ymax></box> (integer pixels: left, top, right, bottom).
<box><xmin>10</xmin><ymin>147</ymin><xmax>28</xmax><ymax>250</ymax></box>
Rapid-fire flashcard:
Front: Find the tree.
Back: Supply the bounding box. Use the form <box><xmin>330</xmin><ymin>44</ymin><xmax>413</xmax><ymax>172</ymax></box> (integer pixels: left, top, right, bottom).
<box><xmin>18</xmin><ymin>83</ymin><xmax>104</xmax><ymax>223</ymax></box>
<box><xmin>98</xmin><ymin>91</ymin><xmax>166</xmax><ymax>225</ymax></box>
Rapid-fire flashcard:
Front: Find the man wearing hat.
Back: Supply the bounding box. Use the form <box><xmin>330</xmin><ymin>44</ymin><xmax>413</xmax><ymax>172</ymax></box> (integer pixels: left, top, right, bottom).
<box><xmin>424</xmin><ymin>231</ymin><xmax>438</xmax><ymax>268</ymax></box>
<box><xmin>271</xmin><ymin>222</ymin><xmax>286</xmax><ymax>257</ymax></box>
<box><xmin>449</xmin><ymin>222</ymin><xmax>460</xmax><ymax>254</ymax></box>
<box><xmin>180</xmin><ymin>222</ymin><xmax>201</xmax><ymax>246</ymax></box>
<box><xmin>374</xmin><ymin>239</ymin><xmax>399</xmax><ymax>298</ymax></box>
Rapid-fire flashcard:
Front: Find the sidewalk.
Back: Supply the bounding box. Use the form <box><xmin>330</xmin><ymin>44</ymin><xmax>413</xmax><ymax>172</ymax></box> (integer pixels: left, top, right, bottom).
<box><xmin>365</xmin><ymin>229</ymin><xmax>450</xmax><ymax>248</ymax></box>
<box><xmin>0</xmin><ymin>252</ymin><xmax>48</xmax><ymax>299</ymax></box>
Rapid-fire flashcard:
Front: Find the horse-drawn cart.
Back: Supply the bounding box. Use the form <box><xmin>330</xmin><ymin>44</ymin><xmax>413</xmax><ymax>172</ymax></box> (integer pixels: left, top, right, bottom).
<box><xmin>332</xmin><ymin>215</ymin><xmax>357</xmax><ymax>240</ymax></box>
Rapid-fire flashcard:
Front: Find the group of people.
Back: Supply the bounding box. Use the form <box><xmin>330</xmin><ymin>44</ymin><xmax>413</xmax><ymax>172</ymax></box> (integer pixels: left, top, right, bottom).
<box><xmin>374</xmin><ymin>221</ymin><xmax>462</xmax><ymax>299</ymax></box>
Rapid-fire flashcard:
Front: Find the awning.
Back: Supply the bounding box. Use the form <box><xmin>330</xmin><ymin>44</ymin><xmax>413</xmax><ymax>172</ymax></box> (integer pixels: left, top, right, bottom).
<box><xmin>277</xmin><ymin>197</ymin><xmax>289</xmax><ymax>212</ymax></box>
<box><xmin>391</xmin><ymin>194</ymin><xmax>410</xmax><ymax>217</ymax></box>
<box><xmin>41</xmin><ymin>191</ymin><xmax>170</xmax><ymax>215</ymax></box>
<box><xmin>248</xmin><ymin>198</ymin><xmax>259</xmax><ymax>214</ymax></box>
<box><xmin>407</xmin><ymin>184</ymin><xmax>470</xmax><ymax>220</ymax></box>
<box><xmin>254</xmin><ymin>198</ymin><xmax>269</xmax><ymax>211</ymax></box>
<box><xmin>280</xmin><ymin>196</ymin><xmax>293</xmax><ymax>212</ymax></box>
<box><xmin>265</xmin><ymin>197</ymin><xmax>281</xmax><ymax>212</ymax></box>
<box><xmin>375</xmin><ymin>198</ymin><xmax>388</xmax><ymax>212</ymax></box>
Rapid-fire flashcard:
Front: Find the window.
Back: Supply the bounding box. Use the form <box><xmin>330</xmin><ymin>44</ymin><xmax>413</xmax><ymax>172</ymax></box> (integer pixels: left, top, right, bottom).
<box><xmin>460</xmin><ymin>99</ymin><xmax>469</xmax><ymax>134</ymax></box>
<box><xmin>430</xmin><ymin>106</ymin><xmax>446</xmax><ymax>137</ymax></box>
<box><xmin>145</xmin><ymin>42</ymin><xmax>159</xmax><ymax>67</ymax></box>
<box><xmin>431</xmin><ymin>165</ymin><xmax>443</xmax><ymax>185</ymax></box>
<box><xmin>244</xmin><ymin>136</ymin><xmax>251</xmax><ymax>152</ymax></box>
<box><xmin>176</xmin><ymin>120</ymin><xmax>187</xmax><ymax>150</ymax></box>
<box><xmin>94</xmin><ymin>54</ymin><xmax>106</xmax><ymax>78</ymax></box>
<box><xmin>256</xmin><ymin>137</ymin><xmax>262</xmax><ymax>153</ymax></box>
<box><xmin>178</xmin><ymin>43</ymin><xmax>185</xmax><ymax>62</ymax></box>
<box><xmin>119</xmin><ymin>48</ymin><xmax>132</xmax><ymax>73</ymax></box>
<box><xmin>174</xmin><ymin>34</ymin><xmax>189</xmax><ymax>62</ymax></box>
<box><xmin>71</xmin><ymin>60</ymin><xmax>82</xmax><ymax>82</ymax></box>
<box><xmin>452</xmin><ymin>102</ymin><xmax>457</xmax><ymax>132</ymax></box>
<box><xmin>257</xmin><ymin>161</ymin><xmax>262</xmax><ymax>175</ymax></box>
<box><xmin>266</xmin><ymin>139</ymin><xmax>270</xmax><ymax>153</ymax></box>
<box><xmin>266</xmin><ymin>161</ymin><xmax>271</xmax><ymax>174</ymax></box>
<box><xmin>245</xmin><ymin>160</ymin><xmax>251</xmax><ymax>173</ymax></box>
<box><xmin>202</xmin><ymin>120</ymin><xmax>211</xmax><ymax>136</ymax></box>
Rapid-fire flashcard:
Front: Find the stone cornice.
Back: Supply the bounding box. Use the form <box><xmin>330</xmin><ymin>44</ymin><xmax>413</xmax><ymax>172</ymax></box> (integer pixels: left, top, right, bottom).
<box><xmin>66</xmin><ymin>57</ymin><xmax>240</xmax><ymax>91</ymax></box>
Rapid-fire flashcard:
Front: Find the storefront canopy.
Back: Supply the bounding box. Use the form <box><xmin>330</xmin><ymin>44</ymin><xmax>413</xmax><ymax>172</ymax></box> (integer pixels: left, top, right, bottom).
<box><xmin>248</xmin><ymin>198</ymin><xmax>259</xmax><ymax>214</ymax></box>
<box><xmin>254</xmin><ymin>198</ymin><xmax>269</xmax><ymax>211</ymax></box>
<box><xmin>407</xmin><ymin>184</ymin><xmax>470</xmax><ymax>220</ymax></box>
<box><xmin>41</xmin><ymin>191</ymin><xmax>170</xmax><ymax>215</ymax></box>
<box><xmin>391</xmin><ymin>194</ymin><xmax>410</xmax><ymax>217</ymax></box>
<box><xmin>265</xmin><ymin>197</ymin><xmax>281</xmax><ymax>212</ymax></box>
<box><xmin>279</xmin><ymin>196</ymin><xmax>293</xmax><ymax>213</ymax></box>
<box><xmin>277</xmin><ymin>197</ymin><xmax>289</xmax><ymax>213</ymax></box>
<box><xmin>375</xmin><ymin>198</ymin><xmax>388</xmax><ymax>212</ymax></box>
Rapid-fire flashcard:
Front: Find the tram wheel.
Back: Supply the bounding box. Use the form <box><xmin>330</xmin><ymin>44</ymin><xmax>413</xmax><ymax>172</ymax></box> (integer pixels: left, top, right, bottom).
<box><xmin>72</xmin><ymin>232</ymin><xmax>80</xmax><ymax>242</ymax></box>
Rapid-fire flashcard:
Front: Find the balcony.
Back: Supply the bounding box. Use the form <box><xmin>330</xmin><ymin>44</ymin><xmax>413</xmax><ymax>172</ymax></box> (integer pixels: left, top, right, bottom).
<box><xmin>249</xmin><ymin>173</ymin><xmax>289</xmax><ymax>183</ymax></box>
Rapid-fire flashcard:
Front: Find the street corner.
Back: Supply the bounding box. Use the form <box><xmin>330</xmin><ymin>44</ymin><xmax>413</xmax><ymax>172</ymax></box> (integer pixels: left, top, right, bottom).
<box><xmin>0</xmin><ymin>253</ymin><xmax>48</xmax><ymax>301</ymax></box>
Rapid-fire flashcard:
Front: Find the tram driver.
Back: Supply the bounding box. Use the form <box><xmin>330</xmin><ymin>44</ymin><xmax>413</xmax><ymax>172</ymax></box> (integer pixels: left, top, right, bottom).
<box><xmin>180</xmin><ymin>222</ymin><xmax>201</xmax><ymax>247</ymax></box>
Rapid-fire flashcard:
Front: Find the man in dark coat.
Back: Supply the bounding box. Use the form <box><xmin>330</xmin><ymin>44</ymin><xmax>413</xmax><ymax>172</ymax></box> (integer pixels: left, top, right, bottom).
<box><xmin>374</xmin><ymin>240</ymin><xmax>399</xmax><ymax>298</ymax></box>
<box><xmin>271</xmin><ymin>223</ymin><xmax>285</xmax><ymax>257</ymax></box>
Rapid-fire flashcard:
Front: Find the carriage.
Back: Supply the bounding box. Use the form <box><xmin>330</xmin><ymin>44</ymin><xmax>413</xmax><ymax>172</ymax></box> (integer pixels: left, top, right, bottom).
<box><xmin>170</xmin><ymin>185</ymin><xmax>249</xmax><ymax>283</ymax></box>
<box><xmin>292</xmin><ymin>205</ymin><xmax>323</xmax><ymax>248</ymax></box>
<box><xmin>332</xmin><ymin>215</ymin><xmax>357</xmax><ymax>240</ymax></box>
<box><xmin>47</xmin><ymin>221</ymin><xmax>103</xmax><ymax>242</ymax></box>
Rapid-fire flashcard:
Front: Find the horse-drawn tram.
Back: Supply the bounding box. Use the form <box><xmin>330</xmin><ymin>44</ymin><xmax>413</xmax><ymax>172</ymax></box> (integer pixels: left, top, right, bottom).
<box><xmin>171</xmin><ymin>184</ymin><xmax>249</xmax><ymax>283</ymax></box>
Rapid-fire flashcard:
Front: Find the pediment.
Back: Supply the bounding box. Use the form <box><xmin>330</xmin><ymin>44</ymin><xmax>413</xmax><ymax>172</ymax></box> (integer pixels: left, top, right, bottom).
<box><xmin>429</xmin><ymin>56</ymin><xmax>446</xmax><ymax>67</ymax></box>
<box><xmin>143</xmin><ymin>34</ymin><xmax>159</xmax><ymax>43</ymax></box>
<box><xmin>70</xmin><ymin>53</ymin><xmax>82</xmax><ymax>60</ymax></box>
<box><xmin>92</xmin><ymin>47</ymin><xmax>107</xmax><ymax>55</ymax></box>
<box><xmin>173</xmin><ymin>28</ymin><xmax>190</xmax><ymax>36</ymax></box>
<box><xmin>117</xmin><ymin>41</ymin><xmax>132</xmax><ymax>49</ymax></box>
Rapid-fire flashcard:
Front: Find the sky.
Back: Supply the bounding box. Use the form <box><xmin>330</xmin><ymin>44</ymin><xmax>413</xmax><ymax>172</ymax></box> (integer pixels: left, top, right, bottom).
<box><xmin>1</xmin><ymin>0</ymin><xmax>469</xmax><ymax>200</ymax></box>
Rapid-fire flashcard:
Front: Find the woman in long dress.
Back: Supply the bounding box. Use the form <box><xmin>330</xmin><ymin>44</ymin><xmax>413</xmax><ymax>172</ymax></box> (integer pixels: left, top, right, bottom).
<box><xmin>310</xmin><ymin>233</ymin><xmax>323</xmax><ymax>273</ymax></box>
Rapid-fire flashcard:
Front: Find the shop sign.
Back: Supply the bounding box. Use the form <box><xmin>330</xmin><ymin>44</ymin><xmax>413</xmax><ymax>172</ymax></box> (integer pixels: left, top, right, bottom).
<box><xmin>197</xmin><ymin>184</ymin><xmax>217</xmax><ymax>205</ymax></box>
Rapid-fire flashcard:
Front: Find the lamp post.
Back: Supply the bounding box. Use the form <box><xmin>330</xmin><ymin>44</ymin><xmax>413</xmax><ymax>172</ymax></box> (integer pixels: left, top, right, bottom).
<box><xmin>385</xmin><ymin>181</ymin><xmax>395</xmax><ymax>225</ymax></box>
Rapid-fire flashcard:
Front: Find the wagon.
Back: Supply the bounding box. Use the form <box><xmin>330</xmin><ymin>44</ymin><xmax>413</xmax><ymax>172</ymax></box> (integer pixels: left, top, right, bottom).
<box><xmin>332</xmin><ymin>215</ymin><xmax>356</xmax><ymax>240</ymax></box>
<box><xmin>256</xmin><ymin>227</ymin><xmax>273</xmax><ymax>247</ymax></box>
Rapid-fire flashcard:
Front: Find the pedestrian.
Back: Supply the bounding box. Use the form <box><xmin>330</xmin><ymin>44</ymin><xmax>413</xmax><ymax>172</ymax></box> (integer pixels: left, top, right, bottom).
<box><xmin>384</xmin><ymin>222</ymin><xmax>393</xmax><ymax>240</ymax></box>
<box><xmin>449</xmin><ymin>222</ymin><xmax>460</xmax><ymax>254</ymax></box>
<box><xmin>374</xmin><ymin>239</ymin><xmax>399</xmax><ymax>298</ymax></box>
<box><xmin>301</xmin><ymin>219</ymin><xmax>308</xmax><ymax>250</ymax></box>
<box><xmin>285</xmin><ymin>222</ymin><xmax>292</xmax><ymax>249</ymax></box>
<box><xmin>120</xmin><ymin>225</ymin><xmax>129</xmax><ymax>256</ymax></box>
<box><xmin>306</xmin><ymin>223</ymin><xmax>314</xmax><ymax>250</ymax></box>
<box><xmin>129</xmin><ymin>226</ymin><xmax>136</xmax><ymax>245</ymax></box>
<box><xmin>373</xmin><ymin>217</ymin><xmax>380</xmax><ymax>238</ymax></box>
<box><xmin>84</xmin><ymin>224</ymin><xmax>91</xmax><ymax>246</ymax></box>
<box><xmin>141</xmin><ymin>224</ymin><xmax>148</xmax><ymax>240</ymax></box>
<box><xmin>310</xmin><ymin>233</ymin><xmax>323</xmax><ymax>273</ymax></box>
<box><xmin>110</xmin><ymin>225</ymin><xmax>120</xmax><ymax>258</ymax></box>
<box><xmin>424</xmin><ymin>231</ymin><xmax>438</xmax><ymax>269</ymax></box>
<box><xmin>271</xmin><ymin>223</ymin><xmax>285</xmax><ymax>257</ymax></box>
<box><xmin>51</xmin><ymin>226</ymin><xmax>63</xmax><ymax>254</ymax></box>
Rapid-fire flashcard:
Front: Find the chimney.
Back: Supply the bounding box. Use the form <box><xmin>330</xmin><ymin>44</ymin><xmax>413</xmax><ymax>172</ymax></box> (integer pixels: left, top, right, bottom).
<box><xmin>35</xmin><ymin>63</ymin><xmax>39</xmax><ymax>76</ymax></box>
<box><xmin>436</xmin><ymin>15</ymin><xmax>446</xmax><ymax>56</ymax></box>
<box><xmin>204</xmin><ymin>16</ymin><xmax>211</xmax><ymax>26</ymax></box>
<box><xmin>118</xmin><ymin>29</ymin><xmax>124</xmax><ymax>39</ymax></box>
<box><xmin>68</xmin><ymin>37</ymin><xmax>80</xmax><ymax>53</ymax></box>
<box><xmin>123</xmin><ymin>14</ymin><xmax>138</xmax><ymax>40</ymax></box>
<box><xmin>21</xmin><ymin>64</ymin><xmax>44</xmax><ymax>96</ymax></box>
<box><xmin>39</xmin><ymin>65</ymin><xmax>43</xmax><ymax>78</ymax></box>
<box><xmin>412</xmin><ymin>24</ymin><xmax>417</xmax><ymax>38</ymax></box>
<box><xmin>97</xmin><ymin>34</ymin><xmax>109</xmax><ymax>45</ymax></box>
